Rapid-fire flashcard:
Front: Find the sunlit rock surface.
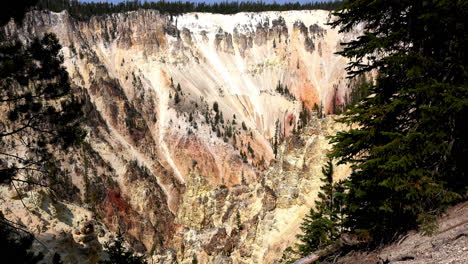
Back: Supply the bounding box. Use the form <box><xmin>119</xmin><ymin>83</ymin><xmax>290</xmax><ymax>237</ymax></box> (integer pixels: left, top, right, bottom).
<box><xmin>1</xmin><ymin>9</ymin><xmax>354</xmax><ymax>263</ymax></box>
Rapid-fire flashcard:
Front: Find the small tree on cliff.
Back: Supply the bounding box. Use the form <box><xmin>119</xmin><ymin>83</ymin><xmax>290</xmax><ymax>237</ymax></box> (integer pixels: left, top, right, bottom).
<box><xmin>101</xmin><ymin>232</ymin><xmax>147</xmax><ymax>264</ymax></box>
<box><xmin>273</xmin><ymin>119</ymin><xmax>280</xmax><ymax>158</ymax></box>
<box><xmin>298</xmin><ymin>102</ymin><xmax>311</xmax><ymax>130</ymax></box>
<box><xmin>295</xmin><ymin>158</ymin><xmax>345</xmax><ymax>256</ymax></box>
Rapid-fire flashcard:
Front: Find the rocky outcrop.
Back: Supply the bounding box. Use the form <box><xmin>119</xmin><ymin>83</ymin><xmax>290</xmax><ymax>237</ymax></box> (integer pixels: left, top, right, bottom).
<box><xmin>1</xmin><ymin>9</ymin><xmax>356</xmax><ymax>263</ymax></box>
<box><xmin>168</xmin><ymin>116</ymin><xmax>349</xmax><ymax>263</ymax></box>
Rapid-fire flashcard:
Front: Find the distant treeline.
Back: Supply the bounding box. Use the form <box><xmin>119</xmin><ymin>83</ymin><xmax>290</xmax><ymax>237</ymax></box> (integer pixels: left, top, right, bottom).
<box><xmin>36</xmin><ymin>0</ymin><xmax>344</xmax><ymax>19</ymax></box>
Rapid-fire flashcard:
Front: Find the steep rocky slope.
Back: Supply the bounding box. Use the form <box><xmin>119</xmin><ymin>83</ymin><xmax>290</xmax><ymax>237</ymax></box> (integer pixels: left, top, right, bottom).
<box><xmin>1</xmin><ymin>9</ymin><xmax>355</xmax><ymax>263</ymax></box>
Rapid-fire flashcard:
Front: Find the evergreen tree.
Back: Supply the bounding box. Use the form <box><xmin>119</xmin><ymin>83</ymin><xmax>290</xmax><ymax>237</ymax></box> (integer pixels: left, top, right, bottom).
<box><xmin>241</xmin><ymin>121</ymin><xmax>247</xmax><ymax>131</ymax></box>
<box><xmin>319</xmin><ymin>100</ymin><xmax>324</xmax><ymax>118</ymax></box>
<box><xmin>35</xmin><ymin>0</ymin><xmax>345</xmax><ymax>20</ymax></box>
<box><xmin>313</xmin><ymin>103</ymin><xmax>319</xmax><ymax>115</ymax></box>
<box><xmin>52</xmin><ymin>253</ymin><xmax>64</xmax><ymax>264</ymax></box>
<box><xmin>295</xmin><ymin>158</ymin><xmax>345</xmax><ymax>256</ymax></box>
<box><xmin>276</xmin><ymin>81</ymin><xmax>284</xmax><ymax>94</ymax></box>
<box><xmin>0</xmin><ymin>220</ymin><xmax>44</xmax><ymax>264</ymax></box>
<box><xmin>219</xmin><ymin>111</ymin><xmax>224</xmax><ymax>124</ymax></box>
<box><xmin>298</xmin><ymin>102</ymin><xmax>311</xmax><ymax>129</ymax></box>
<box><xmin>331</xmin><ymin>85</ymin><xmax>339</xmax><ymax>114</ymax></box>
<box><xmin>329</xmin><ymin>0</ymin><xmax>467</xmax><ymax>243</ymax></box>
<box><xmin>0</xmin><ymin>1</ymin><xmax>85</xmax><ymax>261</ymax></box>
<box><xmin>247</xmin><ymin>141</ymin><xmax>254</xmax><ymax>158</ymax></box>
<box><xmin>0</xmin><ymin>33</ymin><xmax>86</xmax><ymax>184</ymax></box>
<box><xmin>174</xmin><ymin>92</ymin><xmax>180</xmax><ymax>104</ymax></box>
<box><xmin>273</xmin><ymin>120</ymin><xmax>279</xmax><ymax>158</ymax></box>
<box><xmin>101</xmin><ymin>232</ymin><xmax>147</xmax><ymax>264</ymax></box>
<box><xmin>346</xmin><ymin>74</ymin><xmax>372</xmax><ymax>109</ymax></box>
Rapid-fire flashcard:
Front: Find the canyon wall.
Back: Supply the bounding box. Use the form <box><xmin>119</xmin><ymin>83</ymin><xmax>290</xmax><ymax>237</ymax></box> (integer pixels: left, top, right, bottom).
<box><xmin>1</xmin><ymin>9</ymin><xmax>353</xmax><ymax>263</ymax></box>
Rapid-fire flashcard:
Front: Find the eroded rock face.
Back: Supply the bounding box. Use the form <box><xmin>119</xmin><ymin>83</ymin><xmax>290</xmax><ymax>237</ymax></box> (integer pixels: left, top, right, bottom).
<box><xmin>1</xmin><ymin>9</ymin><xmax>355</xmax><ymax>263</ymax></box>
<box><xmin>172</xmin><ymin>116</ymin><xmax>349</xmax><ymax>263</ymax></box>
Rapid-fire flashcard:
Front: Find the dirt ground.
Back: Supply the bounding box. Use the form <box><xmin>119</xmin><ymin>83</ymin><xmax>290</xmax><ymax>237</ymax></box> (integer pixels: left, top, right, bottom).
<box><xmin>332</xmin><ymin>202</ymin><xmax>468</xmax><ymax>264</ymax></box>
